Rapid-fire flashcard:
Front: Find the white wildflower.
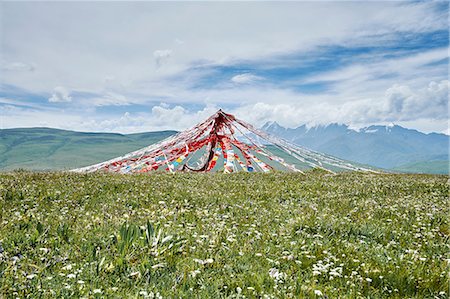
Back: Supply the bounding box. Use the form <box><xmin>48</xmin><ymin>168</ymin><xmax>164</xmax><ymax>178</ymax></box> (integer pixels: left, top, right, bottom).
<box><xmin>61</xmin><ymin>264</ymin><xmax>73</xmax><ymax>271</ymax></box>
<box><xmin>314</xmin><ymin>289</ymin><xmax>323</xmax><ymax>296</ymax></box>
<box><xmin>268</xmin><ymin>268</ymin><xmax>286</xmax><ymax>282</ymax></box>
<box><xmin>190</xmin><ymin>270</ymin><xmax>201</xmax><ymax>278</ymax></box>
<box><xmin>329</xmin><ymin>267</ymin><xmax>343</xmax><ymax>277</ymax></box>
<box><xmin>193</xmin><ymin>258</ymin><xmax>213</xmax><ymax>265</ymax></box>
<box><xmin>39</xmin><ymin>248</ymin><xmax>49</xmax><ymax>254</ymax></box>
<box><xmin>161</xmin><ymin>235</ymin><xmax>173</xmax><ymax>243</ymax></box>
<box><xmin>151</xmin><ymin>263</ymin><xmax>166</xmax><ymax>269</ymax></box>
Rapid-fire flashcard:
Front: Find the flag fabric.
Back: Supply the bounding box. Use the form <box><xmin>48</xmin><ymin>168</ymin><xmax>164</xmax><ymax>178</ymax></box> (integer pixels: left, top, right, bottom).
<box><xmin>72</xmin><ymin>110</ymin><xmax>376</xmax><ymax>174</ymax></box>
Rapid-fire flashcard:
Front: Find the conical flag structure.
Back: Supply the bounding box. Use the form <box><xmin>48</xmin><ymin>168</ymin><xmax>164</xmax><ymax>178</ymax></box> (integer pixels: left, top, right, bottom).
<box><xmin>72</xmin><ymin>110</ymin><xmax>376</xmax><ymax>174</ymax></box>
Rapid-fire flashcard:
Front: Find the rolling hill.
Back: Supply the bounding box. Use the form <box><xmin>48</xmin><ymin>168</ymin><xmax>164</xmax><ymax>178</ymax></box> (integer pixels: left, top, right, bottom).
<box><xmin>1</xmin><ymin>126</ymin><xmax>448</xmax><ymax>174</ymax></box>
<box><xmin>0</xmin><ymin>128</ymin><xmax>176</xmax><ymax>171</ymax></box>
<box><xmin>392</xmin><ymin>160</ymin><xmax>449</xmax><ymax>175</ymax></box>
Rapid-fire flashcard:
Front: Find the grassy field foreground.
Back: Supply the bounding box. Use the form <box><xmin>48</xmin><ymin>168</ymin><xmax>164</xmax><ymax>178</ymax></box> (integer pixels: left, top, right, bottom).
<box><xmin>0</xmin><ymin>171</ymin><xmax>448</xmax><ymax>298</ymax></box>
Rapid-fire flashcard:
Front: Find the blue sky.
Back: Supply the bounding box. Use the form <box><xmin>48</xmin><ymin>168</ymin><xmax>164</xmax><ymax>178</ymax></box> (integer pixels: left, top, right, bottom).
<box><xmin>0</xmin><ymin>1</ymin><xmax>448</xmax><ymax>133</ymax></box>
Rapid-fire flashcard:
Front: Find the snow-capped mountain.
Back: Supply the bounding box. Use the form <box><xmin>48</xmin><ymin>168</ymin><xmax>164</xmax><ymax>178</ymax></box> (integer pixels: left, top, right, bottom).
<box><xmin>262</xmin><ymin>122</ymin><xmax>449</xmax><ymax>173</ymax></box>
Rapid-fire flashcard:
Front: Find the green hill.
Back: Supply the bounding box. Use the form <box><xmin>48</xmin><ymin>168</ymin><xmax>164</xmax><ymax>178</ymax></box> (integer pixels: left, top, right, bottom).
<box><xmin>0</xmin><ymin>128</ymin><xmax>176</xmax><ymax>171</ymax></box>
<box><xmin>393</xmin><ymin>160</ymin><xmax>449</xmax><ymax>175</ymax></box>
<box><xmin>0</xmin><ymin>127</ymin><xmax>446</xmax><ymax>174</ymax></box>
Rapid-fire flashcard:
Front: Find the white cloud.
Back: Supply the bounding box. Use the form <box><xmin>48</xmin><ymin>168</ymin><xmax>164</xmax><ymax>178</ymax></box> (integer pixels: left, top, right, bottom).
<box><xmin>153</xmin><ymin>49</ymin><xmax>172</xmax><ymax>68</ymax></box>
<box><xmin>80</xmin><ymin>80</ymin><xmax>449</xmax><ymax>133</ymax></box>
<box><xmin>383</xmin><ymin>80</ymin><xmax>449</xmax><ymax>121</ymax></box>
<box><xmin>228</xmin><ymin>80</ymin><xmax>449</xmax><ymax>132</ymax></box>
<box><xmin>231</xmin><ymin>73</ymin><xmax>262</xmax><ymax>84</ymax></box>
<box><xmin>1</xmin><ymin>1</ymin><xmax>446</xmax><ymax>93</ymax></box>
<box><xmin>58</xmin><ymin>104</ymin><xmax>220</xmax><ymax>133</ymax></box>
<box><xmin>89</xmin><ymin>92</ymin><xmax>132</xmax><ymax>106</ymax></box>
<box><xmin>48</xmin><ymin>86</ymin><xmax>72</xmax><ymax>103</ymax></box>
<box><xmin>2</xmin><ymin>81</ymin><xmax>449</xmax><ymax>134</ymax></box>
<box><xmin>443</xmin><ymin>127</ymin><xmax>450</xmax><ymax>136</ymax></box>
<box><xmin>314</xmin><ymin>80</ymin><xmax>449</xmax><ymax>126</ymax></box>
<box><xmin>75</xmin><ymin>111</ymin><xmax>146</xmax><ymax>132</ymax></box>
<box><xmin>301</xmin><ymin>47</ymin><xmax>448</xmax><ymax>96</ymax></box>
<box><xmin>0</xmin><ymin>104</ymin><xmax>82</xmax><ymax>129</ymax></box>
<box><xmin>58</xmin><ymin>79</ymin><xmax>449</xmax><ymax>133</ymax></box>
<box><xmin>149</xmin><ymin>104</ymin><xmax>219</xmax><ymax>130</ymax></box>
<box><xmin>2</xmin><ymin>61</ymin><xmax>35</xmax><ymax>72</ymax></box>
<box><xmin>1</xmin><ymin>2</ymin><xmax>448</xmax><ymax>134</ymax></box>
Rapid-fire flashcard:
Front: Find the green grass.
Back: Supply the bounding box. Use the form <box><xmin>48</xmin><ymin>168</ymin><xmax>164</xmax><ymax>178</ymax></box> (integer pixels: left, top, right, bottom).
<box><xmin>0</xmin><ymin>171</ymin><xmax>448</xmax><ymax>298</ymax></box>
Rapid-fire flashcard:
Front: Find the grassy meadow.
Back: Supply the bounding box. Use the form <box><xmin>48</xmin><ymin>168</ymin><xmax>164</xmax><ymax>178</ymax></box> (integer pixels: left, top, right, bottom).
<box><xmin>0</xmin><ymin>171</ymin><xmax>448</xmax><ymax>298</ymax></box>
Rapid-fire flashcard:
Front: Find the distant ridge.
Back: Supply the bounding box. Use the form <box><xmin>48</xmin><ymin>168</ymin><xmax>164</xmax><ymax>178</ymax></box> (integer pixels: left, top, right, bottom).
<box><xmin>1</xmin><ymin>125</ymin><xmax>448</xmax><ymax>174</ymax></box>
<box><xmin>262</xmin><ymin>122</ymin><xmax>449</xmax><ymax>174</ymax></box>
<box><xmin>0</xmin><ymin>127</ymin><xmax>176</xmax><ymax>171</ymax></box>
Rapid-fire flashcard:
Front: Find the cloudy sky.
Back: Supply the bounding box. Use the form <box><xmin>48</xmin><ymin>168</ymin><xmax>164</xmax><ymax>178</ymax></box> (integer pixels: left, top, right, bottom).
<box><xmin>1</xmin><ymin>1</ymin><xmax>448</xmax><ymax>134</ymax></box>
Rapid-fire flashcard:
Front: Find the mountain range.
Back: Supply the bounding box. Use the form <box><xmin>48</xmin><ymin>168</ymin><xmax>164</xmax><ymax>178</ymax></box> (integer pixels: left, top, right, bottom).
<box><xmin>262</xmin><ymin>122</ymin><xmax>449</xmax><ymax>174</ymax></box>
<box><xmin>0</xmin><ymin>124</ymin><xmax>448</xmax><ymax>174</ymax></box>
